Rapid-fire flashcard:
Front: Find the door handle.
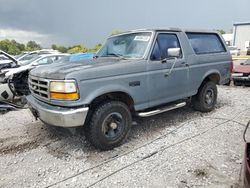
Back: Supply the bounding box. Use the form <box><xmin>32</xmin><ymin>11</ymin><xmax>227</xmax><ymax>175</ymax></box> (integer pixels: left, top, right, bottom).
<box><xmin>164</xmin><ymin>72</ymin><xmax>170</xmax><ymax>77</ymax></box>
<box><xmin>181</xmin><ymin>62</ymin><xmax>189</xmax><ymax>67</ymax></box>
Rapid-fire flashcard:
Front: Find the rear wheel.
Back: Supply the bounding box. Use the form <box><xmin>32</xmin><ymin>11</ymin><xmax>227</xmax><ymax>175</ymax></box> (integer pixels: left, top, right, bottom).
<box><xmin>84</xmin><ymin>101</ymin><xmax>132</xmax><ymax>150</ymax></box>
<box><xmin>192</xmin><ymin>81</ymin><xmax>217</xmax><ymax>112</ymax></box>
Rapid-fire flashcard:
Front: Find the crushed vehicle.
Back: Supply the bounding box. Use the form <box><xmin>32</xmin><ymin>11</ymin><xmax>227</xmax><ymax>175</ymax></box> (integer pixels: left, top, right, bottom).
<box><xmin>0</xmin><ymin>54</ymin><xmax>68</xmax><ymax>106</ymax></box>
<box><xmin>232</xmin><ymin>58</ymin><xmax>250</xmax><ymax>86</ymax></box>
<box><xmin>27</xmin><ymin>28</ymin><xmax>231</xmax><ymax>150</ymax></box>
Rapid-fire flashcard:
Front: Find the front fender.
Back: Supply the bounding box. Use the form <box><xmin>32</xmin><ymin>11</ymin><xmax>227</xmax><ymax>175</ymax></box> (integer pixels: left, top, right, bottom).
<box><xmin>83</xmin><ymin>84</ymin><xmax>134</xmax><ymax>105</ymax></box>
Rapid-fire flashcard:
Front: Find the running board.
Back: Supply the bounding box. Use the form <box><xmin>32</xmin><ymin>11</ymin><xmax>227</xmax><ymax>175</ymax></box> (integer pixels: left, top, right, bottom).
<box><xmin>138</xmin><ymin>102</ymin><xmax>186</xmax><ymax>117</ymax></box>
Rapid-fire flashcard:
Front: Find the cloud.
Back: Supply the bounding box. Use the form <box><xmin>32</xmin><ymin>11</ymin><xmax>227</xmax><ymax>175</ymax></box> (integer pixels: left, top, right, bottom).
<box><xmin>0</xmin><ymin>28</ymin><xmax>54</xmax><ymax>47</ymax></box>
<box><xmin>0</xmin><ymin>0</ymin><xmax>249</xmax><ymax>47</ymax></box>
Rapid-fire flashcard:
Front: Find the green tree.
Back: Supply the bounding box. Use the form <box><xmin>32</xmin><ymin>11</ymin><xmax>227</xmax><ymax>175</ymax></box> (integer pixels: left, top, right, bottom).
<box><xmin>217</xmin><ymin>29</ymin><xmax>226</xmax><ymax>35</ymax></box>
<box><xmin>0</xmin><ymin>39</ymin><xmax>21</xmax><ymax>55</ymax></box>
<box><xmin>94</xmin><ymin>43</ymin><xmax>102</xmax><ymax>51</ymax></box>
<box><xmin>111</xmin><ymin>30</ymin><xmax>122</xmax><ymax>36</ymax></box>
<box><xmin>51</xmin><ymin>44</ymin><xmax>57</xmax><ymax>50</ymax></box>
<box><xmin>57</xmin><ymin>46</ymin><xmax>68</xmax><ymax>53</ymax></box>
<box><xmin>11</xmin><ymin>40</ymin><xmax>25</xmax><ymax>52</ymax></box>
<box><xmin>67</xmin><ymin>45</ymin><xmax>88</xmax><ymax>54</ymax></box>
<box><xmin>26</xmin><ymin>41</ymin><xmax>41</xmax><ymax>51</ymax></box>
<box><xmin>51</xmin><ymin>44</ymin><xmax>68</xmax><ymax>53</ymax></box>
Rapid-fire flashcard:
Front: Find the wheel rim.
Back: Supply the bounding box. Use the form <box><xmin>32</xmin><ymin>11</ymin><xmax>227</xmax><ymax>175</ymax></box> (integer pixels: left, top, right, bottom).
<box><xmin>102</xmin><ymin>112</ymin><xmax>124</xmax><ymax>140</ymax></box>
<box><xmin>205</xmin><ymin>89</ymin><xmax>214</xmax><ymax>105</ymax></box>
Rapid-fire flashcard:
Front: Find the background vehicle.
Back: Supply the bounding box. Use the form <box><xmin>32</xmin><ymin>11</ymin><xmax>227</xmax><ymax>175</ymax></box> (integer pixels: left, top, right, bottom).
<box><xmin>228</xmin><ymin>46</ymin><xmax>240</xmax><ymax>56</ymax></box>
<box><xmin>27</xmin><ymin>29</ymin><xmax>231</xmax><ymax>150</ymax></box>
<box><xmin>0</xmin><ymin>54</ymin><xmax>68</xmax><ymax>105</ymax></box>
<box><xmin>232</xmin><ymin>58</ymin><xmax>250</xmax><ymax>86</ymax></box>
<box><xmin>247</xmin><ymin>47</ymin><xmax>250</xmax><ymax>55</ymax></box>
<box><xmin>16</xmin><ymin>49</ymin><xmax>60</xmax><ymax>64</ymax></box>
<box><xmin>54</xmin><ymin>53</ymin><xmax>94</xmax><ymax>64</ymax></box>
<box><xmin>69</xmin><ymin>53</ymin><xmax>94</xmax><ymax>62</ymax></box>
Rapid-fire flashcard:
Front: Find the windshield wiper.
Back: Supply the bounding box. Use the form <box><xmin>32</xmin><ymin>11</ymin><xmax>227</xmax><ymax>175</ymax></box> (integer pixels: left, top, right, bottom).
<box><xmin>105</xmin><ymin>53</ymin><xmax>129</xmax><ymax>59</ymax></box>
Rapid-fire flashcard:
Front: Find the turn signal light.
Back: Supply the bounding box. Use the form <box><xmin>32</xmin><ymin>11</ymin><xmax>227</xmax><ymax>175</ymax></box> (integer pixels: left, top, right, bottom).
<box><xmin>50</xmin><ymin>92</ymin><xmax>79</xmax><ymax>101</ymax></box>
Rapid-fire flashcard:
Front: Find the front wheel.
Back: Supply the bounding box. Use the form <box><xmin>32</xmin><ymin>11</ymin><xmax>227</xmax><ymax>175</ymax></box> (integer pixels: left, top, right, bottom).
<box><xmin>192</xmin><ymin>81</ymin><xmax>218</xmax><ymax>112</ymax></box>
<box><xmin>84</xmin><ymin>101</ymin><xmax>132</xmax><ymax>150</ymax></box>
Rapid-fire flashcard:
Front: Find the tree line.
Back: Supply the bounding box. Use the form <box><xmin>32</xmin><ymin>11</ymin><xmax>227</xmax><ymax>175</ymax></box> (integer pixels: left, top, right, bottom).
<box><xmin>0</xmin><ymin>39</ymin><xmax>102</xmax><ymax>55</ymax></box>
<box><xmin>0</xmin><ymin>40</ymin><xmax>42</xmax><ymax>55</ymax></box>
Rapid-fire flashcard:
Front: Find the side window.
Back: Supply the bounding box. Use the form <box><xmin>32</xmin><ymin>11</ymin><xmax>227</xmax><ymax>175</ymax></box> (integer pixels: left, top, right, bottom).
<box><xmin>37</xmin><ymin>57</ymin><xmax>53</xmax><ymax>65</ymax></box>
<box><xmin>150</xmin><ymin>41</ymin><xmax>161</xmax><ymax>60</ymax></box>
<box><xmin>150</xmin><ymin>33</ymin><xmax>182</xmax><ymax>60</ymax></box>
<box><xmin>186</xmin><ymin>33</ymin><xmax>226</xmax><ymax>54</ymax></box>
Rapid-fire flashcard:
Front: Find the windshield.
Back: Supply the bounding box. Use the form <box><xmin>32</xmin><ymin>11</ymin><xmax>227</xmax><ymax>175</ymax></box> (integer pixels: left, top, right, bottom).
<box><xmin>19</xmin><ymin>53</ymin><xmax>39</xmax><ymax>61</ymax></box>
<box><xmin>54</xmin><ymin>56</ymin><xmax>70</xmax><ymax>64</ymax></box>
<box><xmin>20</xmin><ymin>56</ymin><xmax>41</xmax><ymax>65</ymax></box>
<box><xmin>97</xmin><ymin>32</ymin><xmax>152</xmax><ymax>59</ymax></box>
<box><xmin>15</xmin><ymin>53</ymin><xmax>25</xmax><ymax>59</ymax></box>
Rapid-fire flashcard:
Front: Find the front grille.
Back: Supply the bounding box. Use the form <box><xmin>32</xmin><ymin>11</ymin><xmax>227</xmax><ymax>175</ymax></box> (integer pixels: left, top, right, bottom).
<box><xmin>29</xmin><ymin>76</ymin><xmax>49</xmax><ymax>99</ymax></box>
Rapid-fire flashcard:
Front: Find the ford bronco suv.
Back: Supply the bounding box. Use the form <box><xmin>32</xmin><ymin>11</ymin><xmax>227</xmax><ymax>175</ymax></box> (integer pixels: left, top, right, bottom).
<box><xmin>27</xmin><ymin>28</ymin><xmax>231</xmax><ymax>150</ymax></box>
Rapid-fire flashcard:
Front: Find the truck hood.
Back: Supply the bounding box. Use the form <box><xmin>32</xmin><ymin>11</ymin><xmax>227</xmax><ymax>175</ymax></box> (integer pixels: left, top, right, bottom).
<box><xmin>233</xmin><ymin>65</ymin><xmax>250</xmax><ymax>74</ymax></box>
<box><xmin>30</xmin><ymin>58</ymin><xmax>141</xmax><ymax>80</ymax></box>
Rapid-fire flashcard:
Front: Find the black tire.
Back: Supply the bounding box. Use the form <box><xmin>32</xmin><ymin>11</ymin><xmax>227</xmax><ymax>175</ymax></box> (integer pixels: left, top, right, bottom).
<box><xmin>192</xmin><ymin>81</ymin><xmax>217</xmax><ymax>112</ymax></box>
<box><xmin>224</xmin><ymin>80</ymin><xmax>231</xmax><ymax>86</ymax></box>
<box><xmin>84</xmin><ymin>101</ymin><xmax>132</xmax><ymax>150</ymax></box>
<box><xmin>233</xmin><ymin>81</ymin><xmax>241</xmax><ymax>86</ymax></box>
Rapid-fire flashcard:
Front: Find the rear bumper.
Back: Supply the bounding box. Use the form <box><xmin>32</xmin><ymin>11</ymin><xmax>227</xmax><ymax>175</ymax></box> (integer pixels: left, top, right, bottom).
<box><xmin>26</xmin><ymin>95</ymin><xmax>89</xmax><ymax>127</ymax></box>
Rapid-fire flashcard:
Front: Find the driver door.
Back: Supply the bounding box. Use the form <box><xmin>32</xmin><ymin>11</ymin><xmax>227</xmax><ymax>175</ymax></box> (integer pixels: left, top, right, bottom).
<box><xmin>147</xmin><ymin>32</ymin><xmax>189</xmax><ymax>107</ymax></box>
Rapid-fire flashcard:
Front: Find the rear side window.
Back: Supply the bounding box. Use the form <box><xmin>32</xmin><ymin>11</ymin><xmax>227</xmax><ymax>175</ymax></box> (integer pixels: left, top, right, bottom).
<box><xmin>186</xmin><ymin>33</ymin><xmax>226</xmax><ymax>55</ymax></box>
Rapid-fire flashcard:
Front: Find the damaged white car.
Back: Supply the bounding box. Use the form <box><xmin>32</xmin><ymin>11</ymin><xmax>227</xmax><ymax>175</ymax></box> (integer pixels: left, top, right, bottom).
<box><xmin>0</xmin><ymin>53</ymin><xmax>68</xmax><ymax>107</ymax></box>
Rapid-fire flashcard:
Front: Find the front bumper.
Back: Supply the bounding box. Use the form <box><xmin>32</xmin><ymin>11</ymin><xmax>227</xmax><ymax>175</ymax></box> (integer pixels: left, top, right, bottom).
<box><xmin>232</xmin><ymin>74</ymin><xmax>250</xmax><ymax>83</ymax></box>
<box><xmin>26</xmin><ymin>95</ymin><xmax>89</xmax><ymax>127</ymax></box>
<box><xmin>232</xmin><ymin>77</ymin><xmax>250</xmax><ymax>81</ymax></box>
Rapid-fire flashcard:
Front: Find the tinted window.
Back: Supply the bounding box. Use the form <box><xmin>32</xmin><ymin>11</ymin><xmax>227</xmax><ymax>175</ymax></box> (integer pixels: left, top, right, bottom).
<box><xmin>186</xmin><ymin>33</ymin><xmax>226</xmax><ymax>54</ymax></box>
<box><xmin>151</xmin><ymin>33</ymin><xmax>181</xmax><ymax>60</ymax></box>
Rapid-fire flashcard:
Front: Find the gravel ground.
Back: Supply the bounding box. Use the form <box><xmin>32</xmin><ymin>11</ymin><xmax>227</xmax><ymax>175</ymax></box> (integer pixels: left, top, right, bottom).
<box><xmin>0</xmin><ymin>85</ymin><xmax>250</xmax><ymax>188</ymax></box>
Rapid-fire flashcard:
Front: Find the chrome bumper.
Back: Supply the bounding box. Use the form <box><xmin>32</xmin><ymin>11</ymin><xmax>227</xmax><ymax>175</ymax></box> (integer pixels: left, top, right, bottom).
<box><xmin>26</xmin><ymin>95</ymin><xmax>89</xmax><ymax>127</ymax></box>
<box><xmin>232</xmin><ymin>76</ymin><xmax>250</xmax><ymax>81</ymax></box>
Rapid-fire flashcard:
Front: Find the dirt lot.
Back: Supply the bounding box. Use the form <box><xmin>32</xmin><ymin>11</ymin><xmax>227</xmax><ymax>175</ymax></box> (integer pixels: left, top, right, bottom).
<box><xmin>0</xmin><ymin>85</ymin><xmax>250</xmax><ymax>188</ymax></box>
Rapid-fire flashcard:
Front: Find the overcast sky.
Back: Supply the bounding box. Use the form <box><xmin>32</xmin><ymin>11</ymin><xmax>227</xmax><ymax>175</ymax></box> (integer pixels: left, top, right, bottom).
<box><xmin>0</xmin><ymin>0</ymin><xmax>250</xmax><ymax>48</ymax></box>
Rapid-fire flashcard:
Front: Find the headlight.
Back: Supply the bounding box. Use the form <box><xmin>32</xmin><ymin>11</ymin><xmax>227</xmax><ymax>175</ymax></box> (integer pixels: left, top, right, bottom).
<box><xmin>49</xmin><ymin>80</ymin><xmax>79</xmax><ymax>100</ymax></box>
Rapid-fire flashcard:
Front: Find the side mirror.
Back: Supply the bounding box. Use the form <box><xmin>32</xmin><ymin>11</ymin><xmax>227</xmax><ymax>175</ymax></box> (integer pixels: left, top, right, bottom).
<box><xmin>168</xmin><ymin>48</ymin><xmax>181</xmax><ymax>58</ymax></box>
